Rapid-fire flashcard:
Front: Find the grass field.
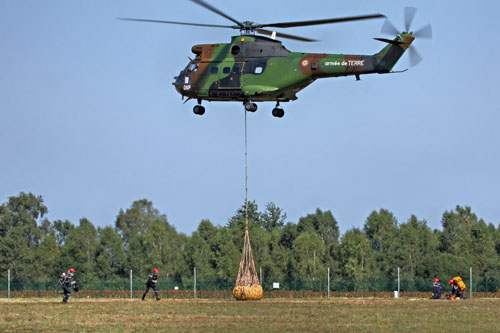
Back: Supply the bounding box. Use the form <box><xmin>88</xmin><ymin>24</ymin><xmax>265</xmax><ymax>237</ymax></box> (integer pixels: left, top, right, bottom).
<box><xmin>1</xmin><ymin>297</ymin><xmax>499</xmax><ymax>332</ymax></box>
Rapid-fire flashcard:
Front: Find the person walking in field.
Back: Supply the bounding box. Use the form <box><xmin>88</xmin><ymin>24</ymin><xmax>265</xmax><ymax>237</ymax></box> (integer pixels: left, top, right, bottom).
<box><xmin>142</xmin><ymin>268</ymin><xmax>161</xmax><ymax>301</ymax></box>
<box><xmin>430</xmin><ymin>278</ymin><xmax>442</xmax><ymax>299</ymax></box>
<box><xmin>60</xmin><ymin>268</ymin><xmax>76</xmax><ymax>304</ymax></box>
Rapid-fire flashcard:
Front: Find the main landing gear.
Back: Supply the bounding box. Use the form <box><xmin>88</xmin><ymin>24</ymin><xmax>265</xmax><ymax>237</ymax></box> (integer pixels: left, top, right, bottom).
<box><xmin>193</xmin><ymin>104</ymin><xmax>205</xmax><ymax>115</ymax></box>
<box><xmin>193</xmin><ymin>99</ymin><xmax>205</xmax><ymax>115</ymax></box>
<box><xmin>272</xmin><ymin>102</ymin><xmax>285</xmax><ymax>118</ymax></box>
<box><xmin>244</xmin><ymin>101</ymin><xmax>258</xmax><ymax>112</ymax></box>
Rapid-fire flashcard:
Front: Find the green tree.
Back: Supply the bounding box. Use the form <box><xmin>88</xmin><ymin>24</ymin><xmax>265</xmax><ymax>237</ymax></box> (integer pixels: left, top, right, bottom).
<box><xmin>439</xmin><ymin>206</ymin><xmax>500</xmax><ymax>279</ymax></box>
<box><xmin>0</xmin><ymin>193</ymin><xmax>46</xmax><ymax>281</ymax></box>
<box><xmin>115</xmin><ymin>199</ymin><xmax>164</xmax><ymax>247</ymax></box>
<box><xmin>292</xmin><ymin>231</ymin><xmax>326</xmax><ymax>281</ymax></box>
<box><xmin>396</xmin><ymin>215</ymin><xmax>439</xmax><ymax>280</ymax></box>
<box><xmin>363</xmin><ymin>209</ymin><xmax>399</xmax><ymax>278</ymax></box>
<box><xmin>95</xmin><ymin>226</ymin><xmax>126</xmax><ymax>280</ymax></box>
<box><xmin>338</xmin><ymin>228</ymin><xmax>374</xmax><ymax>281</ymax></box>
<box><xmin>36</xmin><ymin>220</ymin><xmax>61</xmax><ymax>281</ymax></box>
<box><xmin>261</xmin><ymin>202</ymin><xmax>286</xmax><ymax>232</ymax></box>
<box><xmin>62</xmin><ymin>218</ymin><xmax>99</xmax><ymax>281</ymax></box>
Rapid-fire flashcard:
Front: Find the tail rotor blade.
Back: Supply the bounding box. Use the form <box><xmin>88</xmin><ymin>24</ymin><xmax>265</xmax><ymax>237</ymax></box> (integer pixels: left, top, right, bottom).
<box><xmin>414</xmin><ymin>24</ymin><xmax>432</xmax><ymax>39</ymax></box>
<box><xmin>408</xmin><ymin>47</ymin><xmax>423</xmax><ymax>67</ymax></box>
<box><xmin>404</xmin><ymin>7</ymin><xmax>417</xmax><ymax>32</ymax></box>
<box><xmin>381</xmin><ymin>19</ymin><xmax>399</xmax><ymax>36</ymax></box>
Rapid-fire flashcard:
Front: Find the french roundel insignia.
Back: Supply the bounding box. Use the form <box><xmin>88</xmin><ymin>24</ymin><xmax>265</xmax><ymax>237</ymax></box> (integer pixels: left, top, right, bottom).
<box><xmin>301</xmin><ymin>59</ymin><xmax>309</xmax><ymax>67</ymax></box>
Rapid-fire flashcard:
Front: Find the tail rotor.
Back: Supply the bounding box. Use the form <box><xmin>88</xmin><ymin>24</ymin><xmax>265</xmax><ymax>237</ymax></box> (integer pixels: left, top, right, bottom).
<box><xmin>381</xmin><ymin>7</ymin><xmax>432</xmax><ymax>67</ymax></box>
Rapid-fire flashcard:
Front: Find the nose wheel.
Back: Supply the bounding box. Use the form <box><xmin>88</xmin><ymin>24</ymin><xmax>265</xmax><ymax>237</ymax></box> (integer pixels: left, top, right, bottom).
<box><xmin>193</xmin><ymin>104</ymin><xmax>205</xmax><ymax>115</ymax></box>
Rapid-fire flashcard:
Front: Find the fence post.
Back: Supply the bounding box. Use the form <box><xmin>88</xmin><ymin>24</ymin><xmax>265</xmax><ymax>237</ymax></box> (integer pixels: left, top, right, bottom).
<box><xmin>194</xmin><ymin>267</ymin><xmax>197</xmax><ymax>299</ymax></box>
<box><xmin>470</xmin><ymin>267</ymin><xmax>472</xmax><ymax>299</ymax></box>
<box><xmin>398</xmin><ymin>267</ymin><xmax>400</xmax><ymax>298</ymax></box>
<box><xmin>100</xmin><ymin>279</ymin><xmax>103</xmax><ymax>298</ymax></box>
<box><xmin>485</xmin><ymin>278</ymin><xmax>488</xmax><ymax>298</ymax></box>
<box><xmin>327</xmin><ymin>267</ymin><xmax>330</xmax><ymax>299</ymax></box>
<box><xmin>8</xmin><ymin>269</ymin><xmax>11</xmax><ymax>299</ymax></box>
<box><xmin>130</xmin><ymin>270</ymin><xmax>133</xmax><ymax>299</ymax></box>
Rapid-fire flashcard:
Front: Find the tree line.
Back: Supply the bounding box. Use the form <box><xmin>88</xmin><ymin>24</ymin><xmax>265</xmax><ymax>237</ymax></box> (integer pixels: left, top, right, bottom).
<box><xmin>1</xmin><ymin>192</ymin><xmax>499</xmax><ymax>283</ymax></box>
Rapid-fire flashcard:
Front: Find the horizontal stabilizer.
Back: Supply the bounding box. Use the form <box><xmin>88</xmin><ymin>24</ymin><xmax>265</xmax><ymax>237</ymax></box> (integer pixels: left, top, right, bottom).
<box><xmin>373</xmin><ymin>38</ymin><xmax>404</xmax><ymax>45</ymax></box>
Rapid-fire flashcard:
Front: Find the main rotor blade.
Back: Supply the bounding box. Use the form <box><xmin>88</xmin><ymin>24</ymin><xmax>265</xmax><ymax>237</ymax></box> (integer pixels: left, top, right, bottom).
<box><xmin>260</xmin><ymin>14</ymin><xmax>385</xmax><ymax>29</ymax></box>
<box><xmin>117</xmin><ymin>17</ymin><xmax>238</xmax><ymax>29</ymax></box>
<box><xmin>380</xmin><ymin>19</ymin><xmax>399</xmax><ymax>36</ymax></box>
<box><xmin>408</xmin><ymin>46</ymin><xmax>422</xmax><ymax>67</ymax></box>
<box><xmin>414</xmin><ymin>24</ymin><xmax>432</xmax><ymax>39</ymax></box>
<box><xmin>190</xmin><ymin>0</ymin><xmax>244</xmax><ymax>28</ymax></box>
<box><xmin>256</xmin><ymin>29</ymin><xmax>317</xmax><ymax>42</ymax></box>
<box><xmin>404</xmin><ymin>7</ymin><xmax>417</xmax><ymax>32</ymax></box>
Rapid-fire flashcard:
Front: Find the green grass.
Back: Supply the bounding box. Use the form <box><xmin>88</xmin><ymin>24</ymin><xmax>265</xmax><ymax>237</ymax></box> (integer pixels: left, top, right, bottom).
<box><xmin>1</xmin><ymin>298</ymin><xmax>499</xmax><ymax>332</ymax></box>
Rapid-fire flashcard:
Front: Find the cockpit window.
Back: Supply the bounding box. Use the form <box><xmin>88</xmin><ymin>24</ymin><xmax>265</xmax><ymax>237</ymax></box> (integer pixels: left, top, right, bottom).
<box><xmin>188</xmin><ymin>62</ymin><xmax>199</xmax><ymax>73</ymax></box>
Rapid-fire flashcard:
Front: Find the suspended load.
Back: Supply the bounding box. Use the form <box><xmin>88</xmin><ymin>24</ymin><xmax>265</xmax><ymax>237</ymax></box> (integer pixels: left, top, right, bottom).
<box><xmin>233</xmin><ymin>226</ymin><xmax>263</xmax><ymax>300</ymax></box>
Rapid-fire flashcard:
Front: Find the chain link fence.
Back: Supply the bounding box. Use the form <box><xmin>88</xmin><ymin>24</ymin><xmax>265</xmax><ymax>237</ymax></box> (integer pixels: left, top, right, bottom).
<box><xmin>1</xmin><ymin>277</ymin><xmax>499</xmax><ymax>299</ymax></box>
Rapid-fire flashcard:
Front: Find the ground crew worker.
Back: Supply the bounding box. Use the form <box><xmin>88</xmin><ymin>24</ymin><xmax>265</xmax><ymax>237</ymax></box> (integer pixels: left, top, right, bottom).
<box><xmin>430</xmin><ymin>278</ymin><xmax>442</xmax><ymax>299</ymax></box>
<box><xmin>142</xmin><ymin>268</ymin><xmax>160</xmax><ymax>301</ymax></box>
<box><xmin>60</xmin><ymin>268</ymin><xmax>76</xmax><ymax>304</ymax></box>
<box><xmin>449</xmin><ymin>278</ymin><xmax>465</xmax><ymax>299</ymax></box>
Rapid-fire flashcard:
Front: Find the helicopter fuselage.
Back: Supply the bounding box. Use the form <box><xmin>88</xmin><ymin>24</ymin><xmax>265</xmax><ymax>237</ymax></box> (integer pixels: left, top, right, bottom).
<box><xmin>174</xmin><ymin>34</ymin><xmax>411</xmax><ymax>103</ymax></box>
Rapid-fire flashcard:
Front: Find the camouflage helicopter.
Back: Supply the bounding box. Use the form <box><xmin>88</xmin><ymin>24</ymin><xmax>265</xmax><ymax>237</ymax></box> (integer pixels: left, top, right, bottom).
<box><xmin>119</xmin><ymin>1</ymin><xmax>431</xmax><ymax>117</ymax></box>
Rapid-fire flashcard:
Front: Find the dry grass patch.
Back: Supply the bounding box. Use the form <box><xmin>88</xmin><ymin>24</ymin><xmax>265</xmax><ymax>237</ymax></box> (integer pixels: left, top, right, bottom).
<box><xmin>1</xmin><ymin>298</ymin><xmax>499</xmax><ymax>332</ymax></box>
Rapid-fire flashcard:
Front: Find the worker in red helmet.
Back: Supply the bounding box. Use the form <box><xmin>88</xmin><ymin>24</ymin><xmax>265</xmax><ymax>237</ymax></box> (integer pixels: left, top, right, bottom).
<box><xmin>59</xmin><ymin>268</ymin><xmax>77</xmax><ymax>304</ymax></box>
<box><xmin>448</xmin><ymin>277</ymin><xmax>465</xmax><ymax>300</ymax></box>
<box><xmin>142</xmin><ymin>268</ymin><xmax>160</xmax><ymax>301</ymax></box>
<box><xmin>430</xmin><ymin>278</ymin><xmax>442</xmax><ymax>299</ymax></box>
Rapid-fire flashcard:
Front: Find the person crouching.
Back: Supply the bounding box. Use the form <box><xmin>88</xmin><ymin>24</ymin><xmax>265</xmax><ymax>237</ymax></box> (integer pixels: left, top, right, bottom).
<box><xmin>430</xmin><ymin>278</ymin><xmax>442</xmax><ymax>299</ymax></box>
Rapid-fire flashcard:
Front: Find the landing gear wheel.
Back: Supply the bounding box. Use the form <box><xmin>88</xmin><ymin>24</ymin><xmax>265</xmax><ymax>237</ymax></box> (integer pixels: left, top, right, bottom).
<box><xmin>244</xmin><ymin>102</ymin><xmax>258</xmax><ymax>112</ymax></box>
<box><xmin>272</xmin><ymin>108</ymin><xmax>285</xmax><ymax>118</ymax></box>
<box><xmin>193</xmin><ymin>105</ymin><xmax>205</xmax><ymax>115</ymax></box>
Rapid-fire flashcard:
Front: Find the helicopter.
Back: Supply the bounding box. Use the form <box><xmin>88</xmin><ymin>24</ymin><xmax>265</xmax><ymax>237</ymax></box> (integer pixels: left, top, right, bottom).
<box><xmin>119</xmin><ymin>1</ymin><xmax>431</xmax><ymax>117</ymax></box>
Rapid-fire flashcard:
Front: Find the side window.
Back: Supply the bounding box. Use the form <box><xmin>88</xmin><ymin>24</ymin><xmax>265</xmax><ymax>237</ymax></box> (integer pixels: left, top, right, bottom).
<box><xmin>211</xmin><ymin>67</ymin><xmax>218</xmax><ymax>74</ymax></box>
<box><xmin>254</xmin><ymin>66</ymin><xmax>263</xmax><ymax>74</ymax></box>
<box><xmin>232</xmin><ymin>64</ymin><xmax>241</xmax><ymax>74</ymax></box>
<box><xmin>223</xmin><ymin>67</ymin><xmax>230</xmax><ymax>74</ymax></box>
<box><xmin>184</xmin><ymin>76</ymin><xmax>190</xmax><ymax>84</ymax></box>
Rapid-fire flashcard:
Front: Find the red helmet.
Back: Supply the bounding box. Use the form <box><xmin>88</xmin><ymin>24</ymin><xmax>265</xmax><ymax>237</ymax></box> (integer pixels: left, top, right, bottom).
<box><xmin>449</xmin><ymin>279</ymin><xmax>454</xmax><ymax>285</ymax></box>
<box><xmin>69</xmin><ymin>268</ymin><xmax>76</xmax><ymax>273</ymax></box>
<box><xmin>153</xmin><ymin>268</ymin><xmax>159</xmax><ymax>273</ymax></box>
<box><xmin>433</xmin><ymin>278</ymin><xmax>439</xmax><ymax>283</ymax></box>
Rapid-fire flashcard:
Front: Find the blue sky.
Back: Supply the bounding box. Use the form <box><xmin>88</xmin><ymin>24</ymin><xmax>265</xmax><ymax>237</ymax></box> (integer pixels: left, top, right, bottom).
<box><xmin>1</xmin><ymin>0</ymin><xmax>499</xmax><ymax>234</ymax></box>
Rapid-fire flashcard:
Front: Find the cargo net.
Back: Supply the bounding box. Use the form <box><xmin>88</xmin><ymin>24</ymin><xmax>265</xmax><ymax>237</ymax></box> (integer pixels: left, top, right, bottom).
<box><xmin>232</xmin><ymin>227</ymin><xmax>263</xmax><ymax>300</ymax></box>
